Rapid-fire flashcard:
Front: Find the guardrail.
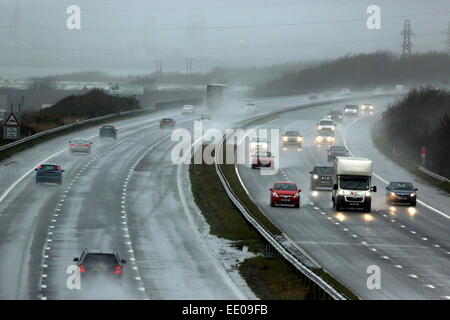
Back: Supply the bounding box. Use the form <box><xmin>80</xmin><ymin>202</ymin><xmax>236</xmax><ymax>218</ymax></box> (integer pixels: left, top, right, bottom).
<box><xmin>418</xmin><ymin>165</ymin><xmax>450</xmax><ymax>183</ymax></box>
<box><xmin>211</xmin><ymin>91</ymin><xmax>406</xmax><ymax>300</ymax></box>
<box><xmin>214</xmin><ymin>130</ymin><xmax>347</xmax><ymax>300</ymax></box>
<box><xmin>0</xmin><ymin>108</ymin><xmax>147</xmax><ymax>153</ymax></box>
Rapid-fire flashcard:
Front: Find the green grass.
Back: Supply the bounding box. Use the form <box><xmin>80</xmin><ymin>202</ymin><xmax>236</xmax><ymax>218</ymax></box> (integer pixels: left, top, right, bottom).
<box><xmin>189</xmin><ymin>155</ymin><xmax>315</xmax><ymax>299</ymax></box>
<box><xmin>189</xmin><ymin>154</ymin><xmax>264</xmax><ymax>252</ymax></box>
<box><xmin>0</xmin><ymin>109</ymin><xmax>154</xmax><ymax>162</ymax></box>
<box><xmin>239</xmin><ymin>256</ymin><xmax>314</xmax><ymax>300</ymax></box>
<box><xmin>313</xmin><ymin>268</ymin><xmax>359</xmax><ymax>300</ymax></box>
<box><xmin>218</xmin><ymin>143</ymin><xmax>282</xmax><ymax>236</ymax></box>
<box><xmin>371</xmin><ymin>126</ymin><xmax>450</xmax><ymax>194</ymax></box>
<box><xmin>189</xmin><ymin>144</ymin><xmax>357</xmax><ymax>300</ymax></box>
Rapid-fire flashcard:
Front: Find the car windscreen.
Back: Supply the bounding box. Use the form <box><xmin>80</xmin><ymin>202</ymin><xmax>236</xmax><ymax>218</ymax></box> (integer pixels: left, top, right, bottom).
<box><xmin>314</xmin><ymin>167</ymin><xmax>334</xmax><ymax>175</ymax></box>
<box><xmin>274</xmin><ymin>183</ymin><xmax>297</xmax><ymax>191</ymax></box>
<box><xmin>391</xmin><ymin>182</ymin><xmax>414</xmax><ymax>190</ymax></box>
<box><xmin>83</xmin><ymin>254</ymin><xmax>118</xmax><ymax>267</ymax></box>
<box><xmin>331</xmin><ymin>146</ymin><xmax>347</xmax><ymax>152</ymax></box>
<box><xmin>285</xmin><ymin>131</ymin><xmax>299</xmax><ymax>136</ymax></box>
<box><xmin>71</xmin><ymin>139</ymin><xmax>85</xmax><ymax>143</ymax></box>
<box><xmin>319</xmin><ymin>120</ymin><xmax>334</xmax><ymax>126</ymax></box>
<box><xmin>339</xmin><ymin>177</ymin><xmax>370</xmax><ymax>190</ymax></box>
<box><xmin>345</xmin><ymin>105</ymin><xmax>357</xmax><ymax>109</ymax></box>
<box><xmin>40</xmin><ymin>165</ymin><xmax>58</xmax><ymax>171</ymax></box>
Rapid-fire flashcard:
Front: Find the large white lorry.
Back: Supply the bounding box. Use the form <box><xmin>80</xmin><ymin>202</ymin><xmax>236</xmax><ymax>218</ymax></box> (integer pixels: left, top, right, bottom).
<box><xmin>332</xmin><ymin>157</ymin><xmax>377</xmax><ymax>212</ymax></box>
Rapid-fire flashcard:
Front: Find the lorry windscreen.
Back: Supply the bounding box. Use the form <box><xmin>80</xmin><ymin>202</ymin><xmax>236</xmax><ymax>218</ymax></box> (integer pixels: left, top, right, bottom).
<box><xmin>339</xmin><ymin>177</ymin><xmax>369</xmax><ymax>190</ymax></box>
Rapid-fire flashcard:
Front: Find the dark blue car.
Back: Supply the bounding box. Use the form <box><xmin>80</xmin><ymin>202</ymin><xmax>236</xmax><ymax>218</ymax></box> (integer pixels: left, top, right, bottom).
<box><xmin>35</xmin><ymin>164</ymin><xmax>65</xmax><ymax>185</ymax></box>
<box><xmin>385</xmin><ymin>182</ymin><xmax>418</xmax><ymax>206</ymax></box>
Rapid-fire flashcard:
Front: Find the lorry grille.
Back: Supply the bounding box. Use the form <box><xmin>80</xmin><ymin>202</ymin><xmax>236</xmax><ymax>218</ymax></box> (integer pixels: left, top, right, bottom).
<box><xmin>345</xmin><ymin>196</ymin><xmax>364</xmax><ymax>202</ymax></box>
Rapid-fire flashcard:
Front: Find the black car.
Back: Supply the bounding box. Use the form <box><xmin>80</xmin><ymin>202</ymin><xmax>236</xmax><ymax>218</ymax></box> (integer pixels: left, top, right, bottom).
<box><xmin>327</xmin><ymin>110</ymin><xmax>343</xmax><ymax>123</ymax></box>
<box><xmin>327</xmin><ymin>146</ymin><xmax>349</xmax><ymax>162</ymax></box>
<box><xmin>73</xmin><ymin>249</ymin><xmax>126</xmax><ymax>288</ymax></box>
<box><xmin>385</xmin><ymin>182</ymin><xmax>418</xmax><ymax>206</ymax></box>
<box><xmin>99</xmin><ymin>125</ymin><xmax>117</xmax><ymax>139</ymax></box>
<box><xmin>310</xmin><ymin>165</ymin><xmax>334</xmax><ymax>190</ymax></box>
<box><xmin>159</xmin><ymin>118</ymin><xmax>176</xmax><ymax>128</ymax></box>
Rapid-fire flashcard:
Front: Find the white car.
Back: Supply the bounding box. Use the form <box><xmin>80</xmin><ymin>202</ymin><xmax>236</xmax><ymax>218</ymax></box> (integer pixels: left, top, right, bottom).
<box><xmin>317</xmin><ymin>118</ymin><xmax>336</xmax><ymax>132</ymax></box>
<box><xmin>360</xmin><ymin>104</ymin><xmax>374</xmax><ymax>114</ymax></box>
<box><xmin>181</xmin><ymin>105</ymin><xmax>195</xmax><ymax>114</ymax></box>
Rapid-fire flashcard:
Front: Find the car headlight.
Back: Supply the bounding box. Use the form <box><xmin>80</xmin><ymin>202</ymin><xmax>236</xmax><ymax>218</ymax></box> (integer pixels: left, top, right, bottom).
<box><xmin>293</xmin><ymin>193</ymin><xmax>299</xmax><ymax>198</ymax></box>
<box><xmin>338</xmin><ymin>190</ymin><xmax>344</xmax><ymax>195</ymax></box>
<box><xmin>339</xmin><ymin>115</ymin><xmax>342</xmax><ymax>118</ymax></box>
<box><xmin>297</xmin><ymin>137</ymin><xmax>303</xmax><ymax>142</ymax></box>
<box><xmin>361</xmin><ymin>105</ymin><xmax>366</xmax><ymax>110</ymax></box>
<box><xmin>318</xmin><ymin>126</ymin><xmax>322</xmax><ymax>130</ymax></box>
<box><xmin>313</xmin><ymin>174</ymin><xmax>319</xmax><ymax>180</ymax></box>
<box><xmin>327</xmin><ymin>137</ymin><xmax>332</xmax><ymax>141</ymax></box>
<box><xmin>369</xmin><ymin>105</ymin><xmax>374</xmax><ymax>110</ymax></box>
<box><xmin>364</xmin><ymin>191</ymin><xmax>371</xmax><ymax>197</ymax></box>
<box><xmin>316</xmin><ymin>136</ymin><xmax>323</xmax><ymax>142</ymax></box>
<box><xmin>272</xmin><ymin>192</ymin><xmax>279</xmax><ymax>198</ymax></box>
<box><xmin>283</xmin><ymin>136</ymin><xmax>288</xmax><ymax>142</ymax></box>
<box><xmin>410</xmin><ymin>193</ymin><xmax>416</xmax><ymax>197</ymax></box>
<box><xmin>390</xmin><ymin>192</ymin><xmax>396</xmax><ymax>197</ymax></box>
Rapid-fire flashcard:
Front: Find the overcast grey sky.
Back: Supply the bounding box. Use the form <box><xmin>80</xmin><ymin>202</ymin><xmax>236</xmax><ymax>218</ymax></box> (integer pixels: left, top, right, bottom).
<box><xmin>1</xmin><ymin>0</ymin><xmax>450</xmax><ymax>77</ymax></box>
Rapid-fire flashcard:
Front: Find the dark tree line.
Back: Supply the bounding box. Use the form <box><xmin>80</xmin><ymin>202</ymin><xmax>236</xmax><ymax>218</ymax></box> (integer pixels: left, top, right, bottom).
<box><xmin>380</xmin><ymin>87</ymin><xmax>450</xmax><ymax>177</ymax></box>
<box><xmin>252</xmin><ymin>51</ymin><xmax>450</xmax><ymax>97</ymax></box>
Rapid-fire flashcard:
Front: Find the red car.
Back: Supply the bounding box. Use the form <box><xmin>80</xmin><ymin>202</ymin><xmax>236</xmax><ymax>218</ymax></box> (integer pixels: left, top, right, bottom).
<box><xmin>269</xmin><ymin>182</ymin><xmax>301</xmax><ymax>208</ymax></box>
<box><xmin>251</xmin><ymin>151</ymin><xmax>273</xmax><ymax>169</ymax></box>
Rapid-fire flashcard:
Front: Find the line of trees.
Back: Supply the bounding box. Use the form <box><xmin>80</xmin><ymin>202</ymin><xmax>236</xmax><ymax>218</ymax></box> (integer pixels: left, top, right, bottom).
<box><xmin>380</xmin><ymin>87</ymin><xmax>450</xmax><ymax>177</ymax></box>
<box><xmin>252</xmin><ymin>51</ymin><xmax>450</xmax><ymax>97</ymax></box>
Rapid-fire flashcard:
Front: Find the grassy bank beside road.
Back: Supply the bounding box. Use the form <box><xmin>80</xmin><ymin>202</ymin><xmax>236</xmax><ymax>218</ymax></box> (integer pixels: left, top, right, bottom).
<box><xmin>189</xmin><ymin>150</ymin><xmax>316</xmax><ymax>299</ymax></box>
<box><xmin>189</xmin><ymin>145</ymin><xmax>358</xmax><ymax>299</ymax></box>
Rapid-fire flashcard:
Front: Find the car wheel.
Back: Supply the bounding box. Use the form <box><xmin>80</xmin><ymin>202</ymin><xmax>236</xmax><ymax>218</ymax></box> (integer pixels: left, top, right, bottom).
<box><xmin>251</xmin><ymin>164</ymin><xmax>255</xmax><ymax>169</ymax></box>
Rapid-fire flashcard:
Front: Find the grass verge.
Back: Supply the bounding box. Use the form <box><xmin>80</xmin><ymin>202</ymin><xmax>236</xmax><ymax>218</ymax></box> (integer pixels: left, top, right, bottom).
<box><xmin>189</xmin><ymin>145</ymin><xmax>358</xmax><ymax>300</ymax></box>
<box><xmin>189</xmin><ymin>152</ymin><xmax>315</xmax><ymax>299</ymax></box>
<box><xmin>371</xmin><ymin>126</ymin><xmax>450</xmax><ymax>194</ymax></box>
<box><xmin>0</xmin><ymin>109</ymin><xmax>155</xmax><ymax>162</ymax></box>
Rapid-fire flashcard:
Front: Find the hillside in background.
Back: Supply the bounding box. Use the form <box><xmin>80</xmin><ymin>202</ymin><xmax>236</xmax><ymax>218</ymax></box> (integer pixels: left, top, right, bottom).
<box><xmin>253</xmin><ymin>51</ymin><xmax>450</xmax><ymax>97</ymax></box>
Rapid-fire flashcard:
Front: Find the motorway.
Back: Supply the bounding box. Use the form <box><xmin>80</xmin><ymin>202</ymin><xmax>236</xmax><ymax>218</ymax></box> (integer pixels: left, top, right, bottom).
<box><xmin>0</xmin><ymin>93</ymin><xmax>326</xmax><ymax>300</ymax></box>
<box><xmin>1</xmin><ymin>91</ymin><xmax>447</xmax><ymax>300</ymax></box>
<box><xmin>0</xmin><ymin>106</ymin><xmax>252</xmax><ymax>300</ymax></box>
<box><xmin>236</xmin><ymin>96</ymin><xmax>450</xmax><ymax>299</ymax></box>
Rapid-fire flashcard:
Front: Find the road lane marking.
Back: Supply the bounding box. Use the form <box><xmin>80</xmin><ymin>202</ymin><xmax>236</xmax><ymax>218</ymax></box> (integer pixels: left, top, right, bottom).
<box><xmin>342</xmin><ymin>114</ymin><xmax>450</xmax><ymax>220</ymax></box>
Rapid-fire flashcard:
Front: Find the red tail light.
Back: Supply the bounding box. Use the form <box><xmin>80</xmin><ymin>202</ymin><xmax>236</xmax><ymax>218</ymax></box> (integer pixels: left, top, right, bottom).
<box><xmin>79</xmin><ymin>265</ymin><xmax>86</xmax><ymax>273</ymax></box>
<box><xmin>115</xmin><ymin>266</ymin><xmax>122</xmax><ymax>274</ymax></box>
<box><xmin>37</xmin><ymin>165</ymin><xmax>42</xmax><ymax>170</ymax></box>
<box><xmin>70</xmin><ymin>144</ymin><xmax>77</xmax><ymax>147</ymax></box>
<box><xmin>56</xmin><ymin>166</ymin><xmax>61</xmax><ymax>171</ymax></box>
<box><xmin>82</xmin><ymin>144</ymin><xmax>90</xmax><ymax>147</ymax></box>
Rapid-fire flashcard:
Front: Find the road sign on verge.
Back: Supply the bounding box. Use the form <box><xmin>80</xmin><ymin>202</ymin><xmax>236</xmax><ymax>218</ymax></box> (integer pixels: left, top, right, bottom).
<box><xmin>109</xmin><ymin>83</ymin><xmax>144</xmax><ymax>96</ymax></box>
<box><xmin>4</xmin><ymin>113</ymin><xmax>20</xmax><ymax>126</ymax></box>
<box><xmin>3</xmin><ymin>126</ymin><xmax>20</xmax><ymax>140</ymax></box>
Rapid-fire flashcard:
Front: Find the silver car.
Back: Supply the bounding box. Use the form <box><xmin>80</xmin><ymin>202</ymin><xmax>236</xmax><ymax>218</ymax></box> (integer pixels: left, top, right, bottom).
<box><xmin>69</xmin><ymin>138</ymin><xmax>93</xmax><ymax>154</ymax></box>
